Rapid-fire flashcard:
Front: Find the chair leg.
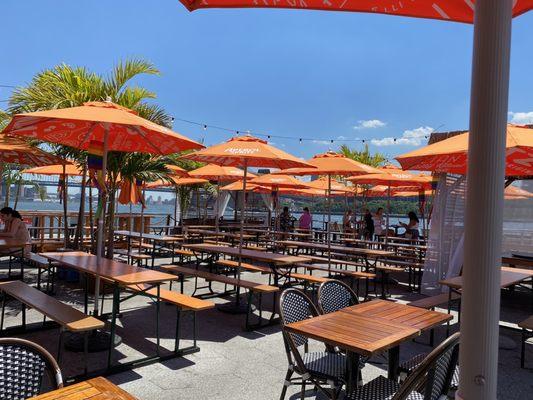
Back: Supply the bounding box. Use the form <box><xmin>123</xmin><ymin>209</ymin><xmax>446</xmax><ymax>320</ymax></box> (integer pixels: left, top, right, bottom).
<box><xmin>279</xmin><ymin>369</ymin><xmax>293</xmax><ymax>400</ymax></box>
<box><xmin>300</xmin><ymin>381</ymin><xmax>306</xmax><ymax>400</ymax></box>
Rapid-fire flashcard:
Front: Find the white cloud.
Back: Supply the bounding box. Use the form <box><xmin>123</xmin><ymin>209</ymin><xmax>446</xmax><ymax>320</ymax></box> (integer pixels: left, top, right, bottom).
<box><xmin>312</xmin><ymin>139</ymin><xmax>333</xmax><ymax>145</ymax></box>
<box><xmin>371</xmin><ymin>126</ymin><xmax>433</xmax><ymax>147</ymax></box>
<box><xmin>353</xmin><ymin>119</ymin><xmax>386</xmax><ymax>130</ymax></box>
<box><xmin>508</xmin><ymin>111</ymin><xmax>533</xmax><ymax>125</ymax></box>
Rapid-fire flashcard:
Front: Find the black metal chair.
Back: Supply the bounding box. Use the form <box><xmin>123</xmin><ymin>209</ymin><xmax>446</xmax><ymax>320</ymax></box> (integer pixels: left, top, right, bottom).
<box><xmin>317</xmin><ymin>279</ymin><xmax>359</xmax><ymax>315</ymax></box>
<box><xmin>0</xmin><ymin>338</ymin><xmax>63</xmax><ymax>400</ymax></box>
<box><xmin>345</xmin><ymin>332</ymin><xmax>460</xmax><ymax>400</ymax></box>
<box><xmin>279</xmin><ymin>288</ymin><xmax>346</xmax><ymax>400</ymax></box>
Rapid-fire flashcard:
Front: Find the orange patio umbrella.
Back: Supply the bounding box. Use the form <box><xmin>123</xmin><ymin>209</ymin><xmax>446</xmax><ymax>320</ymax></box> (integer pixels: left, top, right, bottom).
<box><xmin>504</xmin><ymin>185</ymin><xmax>533</xmax><ymax>200</ymax></box>
<box><xmin>23</xmin><ymin>164</ymin><xmax>83</xmax><ymax>176</ymax></box>
<box><xmin>177</xmin><ymin>0</ymin><xmax>533</xmax><ymax>23</ymax></box>
<box><xmin>276</xmin><ymin>151</ymin><xmax>381</xmax><ymax>270</ymax></box>
<box><xmin>393</xmin><ymin>190</ymin><xmax>435</xmax><ymax>198</ymax></box>
<box><xmin>2</xmin><ymin>101</ymin><xmax>203</xmax><ymax>319</ymax></box>
<box><xmin>175</xmin><ymin>0</ymin><xmax>533</xmax><ymax>395</ymax></box>
<box><xmin>166</xmin><ymin>164</ymin><xmax>189</xmax><ymax>177</ymax></box>
<box><xmin>182</xmin><ymin>135</ymin><xmax>312</xmax><ymax>312</ymax></box>
<box><xmin>395</xmin><ymin>124</ymin><xmax>533</xmax><ymax>177</ymax></box>
<box><xmin>146</xmin><ymin>176</ymin><xmax>208</xmax><ymax>188</ymax></box>
<box><xmin>305</xmin><ymin>176</ymin><xmax>353</xmax><ymax>193</ymax></box>
<box><xmin>0</xmin><ymin>134</ymin><xmax>66</xmax><ymax>168</ymax></box>
<box><xmin>220</xmin><ymin>180</ymin><xmax>269</xmax><ymax>193</ymax></box>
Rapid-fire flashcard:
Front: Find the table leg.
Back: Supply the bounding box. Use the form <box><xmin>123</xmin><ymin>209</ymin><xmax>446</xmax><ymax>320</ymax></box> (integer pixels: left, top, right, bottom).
<box><xmin>346</xmin><ymin>351</ymin><xmax>361</xmax><ymax>393</ymax></box>
<box><xmin>387</xmin><ymin>346</ymin><xmax>400</xmax><ymax>380</ymax></box>
<box><xmin>156</xmin><ymin>283</ymin><xmax>160</xmax><ymax>356</ymax></box>
<box><xmin>107</xmin><ymin>283</ymin><xmax>119</xmax><ymax>370</ymax></box>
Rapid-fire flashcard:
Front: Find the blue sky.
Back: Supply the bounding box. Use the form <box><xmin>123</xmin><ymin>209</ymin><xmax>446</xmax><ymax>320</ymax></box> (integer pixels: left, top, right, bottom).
<box><xmin>2</xmin><ymin>0</ymin><xmax>533</xmax><ymax>161</ymax></box>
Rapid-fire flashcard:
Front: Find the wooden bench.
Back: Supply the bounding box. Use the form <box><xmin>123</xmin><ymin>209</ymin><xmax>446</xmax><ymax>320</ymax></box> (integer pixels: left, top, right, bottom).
<box><xmin>307</xmin><ymin>254</ymin><xmax>366</xmax><ymax>270</ymax></box>
<box><xmin>125</xmin><ymin>283</ymin><xmax>214</xmax><ymax>354</ymax></box>
<box><xmin>519</xmin><ymin>315</ymin><xmax>533</xmax><ymax>368</ymax></box>
<box><xmin>216</xmin><ymin>259</ymin><xmax>271</xmax><ymax>274</ymax></box>
<box><xmin>0</xmin><ymin>280</ymin><xmax>103</xmax><ymax>374</ymax></box>
<box><xmin>26</xmin><ymin>252</ymin><xmax>58</xmax><ymax>291</ymax></box>
<box><xmin>409</xmin><ymin>292</ymin><xmax>461</xmax><ymax>346</ymax></box>
<box><xmin>297</xmin><ymin>263</ymin><xmax>375</xmax><ymax>299</ymax></box>
<box><xmin>161</xmin><ymin>265</ymin><xmax>279</xmax><ymax>331</ymax></box>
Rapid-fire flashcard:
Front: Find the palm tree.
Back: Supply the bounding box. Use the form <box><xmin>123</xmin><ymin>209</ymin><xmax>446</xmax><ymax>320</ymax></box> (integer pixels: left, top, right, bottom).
<box><xmin>339</xmin><ymin>144</ymin><xmax>387</xmax><ymax>167</ymax></box>
<box><xmin>7</xmin><ymin>59</ymin><xmax>173</xmax><ymax>253</ymax></box>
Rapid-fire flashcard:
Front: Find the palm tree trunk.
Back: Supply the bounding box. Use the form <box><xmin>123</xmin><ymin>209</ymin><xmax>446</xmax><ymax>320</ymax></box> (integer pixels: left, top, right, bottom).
<box><xmin>73</xmin><ymin>165</ymin><xmax>88</xmax><ymax>249</ymax></box>
<box><xmin>13</xmin><ymin>178</ymin><xmax>21</xmax><ymax>209</ymax></box>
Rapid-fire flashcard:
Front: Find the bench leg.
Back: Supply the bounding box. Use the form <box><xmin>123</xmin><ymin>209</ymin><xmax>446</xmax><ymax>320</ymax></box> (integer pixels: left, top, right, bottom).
<box><xmin>0</xmin><ymin>295</ymin><xmax>6</xmax><ymax>331</ymax></box>
<box><xmin>57</xmin><ymin>328</ymin><xmax>65</xmax><ymax>365</ymax></box>
<box><xmin>107</xmin><ymin>283</ymin><xmax>120</xmax><ymax>370</ymax></box>
<box><xmin>521</xmin><ymin>328</ymin><xmax>526</xmax><ymax>369</ymax></box>
<box><xmin>84</xmin><ymin>331</ymin><xmax>89</xmax><ymax>376</ymax></box>
<box><xmin>156</xmin><ymin>284</ymin><xmax>161</xmax><ymax>357</ymax></box>
<box><xmin>21</xmin><ymin>303</ymin><xmax>26</xmax><ymax>330</ymax></box>
<box><xmin>174</xmin><ymin>307</ymin><xmax>181</xmax><ymax>353</ymax></box>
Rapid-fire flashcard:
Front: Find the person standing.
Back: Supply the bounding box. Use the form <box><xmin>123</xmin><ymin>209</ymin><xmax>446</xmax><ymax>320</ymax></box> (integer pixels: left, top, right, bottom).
<box><xmin>298</xmin><ymin>207</ymin><xmax>312</xmax><ymax>230</ymax></box>
<box><xmin>373</xmin><ymin>207</ymin><xmax>385</xmax><ymax>237</ymax></box>
<box><xmin>279</xmin><ymin>206</ymin><xmax>292</xmax><ymax>232</ymax></box>
<box><xmin>363</xmin><ymin>208</ymin><xmax>375</xmax><ymax>240</ymax></box>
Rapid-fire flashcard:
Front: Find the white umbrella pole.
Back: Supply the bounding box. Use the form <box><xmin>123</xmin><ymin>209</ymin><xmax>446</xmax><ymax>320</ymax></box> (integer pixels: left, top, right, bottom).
<box><xmin>458</xmin><ymin>1</ymin><xmax>512</xmax><ymax>398</ymax></box>
<box><xmin>385</xmin><ymin>183</ymin><xmax>390</xmax><ymax>243</ymax></box>
<box><xmin>139</xmin><ymin>187</ymin><xmax>145</xmax><ymax>254</ymax></box>
<box><xmin>215</xmin><ymin>183</ymin><xmax>220</xmax><ymax>245</ymax></box>
<box><xmin>94</xmin><ymin>127</ymin><xmax>109</xmax><ymax>316</ymax></box>
<box><xmin>327</xmin><ymin>174</ymin><xmax>332</xmax><ymax>273</ymax></box>
<box><xmin>238</xmin><ymin>161</ymin><xmax>248</xmax><ymax>278</ymax></box>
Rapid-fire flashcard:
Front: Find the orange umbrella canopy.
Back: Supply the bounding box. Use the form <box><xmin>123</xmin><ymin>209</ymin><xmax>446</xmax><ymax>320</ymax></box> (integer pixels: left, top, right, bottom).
<box><xmin>188</xmin><ymin>164</ymin><xmax>256</xmax><ymax>181</ymax></box>
<box><xmin>0</xmin><ymin>134</ymin><xmax>66</xmax><ymax>167</ymax></box>
<box><xmin>504</xmin><ymin>185</ymin><xmax>533</xmax><ymax>199</ymax></box>
<box><xmin>305</xmin><ymin>176</ymin><xmax>353</xmax><ymax>192</ymax></box>
<box><xmin>395</xmin><ymin>124</ymin><xmax>533</xmax><ymax>176</ymax></box>
<box><xmin>2</xmin><ymin>101</ymin><xmax>204</xmax><ymax>155</ymax></box>
<box><xmin>250</xmin><ymin>174</ymin><xmax>308</xmax><ymax>189</ymax></box>
<box><xmin>23</xmin><ymin>164</ymin><xmax>83</xmax><ymax>176</ymax></box>
<box><xmin>177</xmin><ymin>0</ymin><xmax>533</xmax><ymax>23</ymax></box>
<box><xmin>276</xmin><ymin>151</ymin><xmax>381</xmax><ymax>177</ymax></box>
<box><xmin>181</xmin><ymin>135</ymin><xmax>312</xmax><ymax>169</ymax></box>
<box><xmin>393</xmin><ymin>190</ymin><xmax>435</xmax><ymax>198</ymax></box>
<box><xmin>220</xmin><ymin>180</ymin><xmax>270</xmax><ymax>193</ymax></box>
<box><xmin>166</xmin><ymin>164</ymin><xmax>189</xmax><ymax>177</ymax></box>
<box><xmin>145</xmin><ymin>176</ymin><xmax>208</xmax><ymax>188</ymax></box>
<box><xmin>347</xmin><ymin>170</ymin><xmax>433</xmax><ymax>189</ymax></box>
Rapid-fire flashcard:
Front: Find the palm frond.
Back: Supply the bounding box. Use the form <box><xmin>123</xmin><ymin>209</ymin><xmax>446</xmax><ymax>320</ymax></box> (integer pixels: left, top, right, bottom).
<box><xmin>105</xmin><ymin>59</ymin><xmax>159</xmax><ymax>97</ymax></box>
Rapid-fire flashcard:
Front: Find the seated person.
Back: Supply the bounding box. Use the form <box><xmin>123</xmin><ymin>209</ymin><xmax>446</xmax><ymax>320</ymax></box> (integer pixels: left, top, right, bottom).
<box><xmin>400</xmin><ymin>211</ymin><xmax>420</xmax><ymax>239</ymax></box>
<box><xmin>0</xmin><ymin>207</ymin><xmax>31</xmax><ymax>256</ymax></box>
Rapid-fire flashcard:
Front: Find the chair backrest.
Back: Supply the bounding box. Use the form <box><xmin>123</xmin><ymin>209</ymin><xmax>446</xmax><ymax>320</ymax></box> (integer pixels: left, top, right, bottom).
<box><xmin>279</xmin><ymin>288</ymin><xmax>319</xmax><ymax>349</ymax></box>
<box><xmin>317</xmin><ymin>279</ymin><xmax>359</xmax><ymax>314</ymax></box>
<box><xmin>0</xmin><ymin>338</ymin><xmax>63</xmax><ymax>399</ymax></box>
<box><xmin>393</xmin><ymin>332</ymin><xmax>460</xmax><ymax>400</ymax></box>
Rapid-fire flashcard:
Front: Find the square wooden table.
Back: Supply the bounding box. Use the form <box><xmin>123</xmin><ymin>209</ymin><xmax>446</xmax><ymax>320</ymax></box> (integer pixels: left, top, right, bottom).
<box><xmin>285</xmin><ymin>299</ymin><xmax>451</xmax><ymax>391</ymax></box>
<box><xmin>30</xmin><ymin>377</ymin><xmax>136</xmax><ymax>400</ymax></box>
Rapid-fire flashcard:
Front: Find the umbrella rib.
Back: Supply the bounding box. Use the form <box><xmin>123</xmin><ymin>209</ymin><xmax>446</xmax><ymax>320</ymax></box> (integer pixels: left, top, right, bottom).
<box><xmin>132</xmin><ymin>126</ymin><xmax>165</xmax><ymax>155</ymax></box>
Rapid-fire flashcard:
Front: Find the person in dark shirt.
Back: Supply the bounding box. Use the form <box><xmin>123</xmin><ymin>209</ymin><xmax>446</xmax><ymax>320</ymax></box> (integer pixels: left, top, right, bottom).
<box><xmin>363</xmin><ymin>208</ymin><xmax>374</xmax><ymax>240</ymax></box>
<box><xmin>279</xmin><ymin>207</ymin><xmax>292</xmax><ymax>232</ymax></box>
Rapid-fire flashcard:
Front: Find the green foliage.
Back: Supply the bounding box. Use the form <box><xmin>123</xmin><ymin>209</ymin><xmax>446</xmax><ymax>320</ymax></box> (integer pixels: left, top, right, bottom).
<box><xmin>0</xmin><ymin>109</ymin><xmax>10</xmax><ymax>131</ymax></box>
<box><xmin>339</xmin><ymin>144</ymin><xmax>387</xmax><ymax>167</ymax></box>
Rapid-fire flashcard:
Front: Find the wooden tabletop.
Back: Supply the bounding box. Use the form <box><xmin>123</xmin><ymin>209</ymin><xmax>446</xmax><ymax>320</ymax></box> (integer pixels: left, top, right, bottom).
<box><xmin>187</xmin><ymin>229</ymin><xmax>254</xmax><ymax>240</ymax></box>
<box><xmin>30</xmin><ymin>377</ymin><xmax>137</xmax><ymax>400</ymax></box>
<box><xmin>342</xmin><ymin>238</ymin><xmax>427</xmax><ymax>251</ymax></box>
<box><xmin>41</xmin><ymin>252</ymin><xmax>176</xmax><ymax>285</ymax></box>
<box><xmin>184</xmin><ymin>243</ymin><xmax>311</xmax><ymax>265</ymax></box>
<box><xmin>245</xmin><ymin>229</ymin><xmax>312</xmax><ymax>238</ymax></box>
<box><xmin>439</xmin><ymin>266</ymin><xmax>533</xmax><ymax>290</ymax></box>
<box><xmin>502</xmin><ymin>255</ymin><xmax>533</xmax><ymax>269</ymax></box>
<box><xmin>285</xmin><ymin>308</ymin><xmax>419</xmax><ymax>357</ymax></box>
<box><xmin>277</xmin><ymin>240</ymin><xmax>395</xmax><ymax>258</ymax></box>
<box><xmin>341</xmin><ymin>299</ymin><xmax>452</xmax><ymax>331</ymax></box>
<box><xmin>0</xmin><ymin>239</ymin><xmax>29</xmax><ymax>249</ymax></box>
<box><xmin>114</xmin><ymin>230</ymin><xmax>180</xmax><ymax>243</ymax></box>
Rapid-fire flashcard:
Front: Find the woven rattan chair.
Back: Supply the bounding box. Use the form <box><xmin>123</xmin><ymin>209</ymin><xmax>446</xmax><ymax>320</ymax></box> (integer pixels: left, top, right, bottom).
<box><xmin>0</xmin><ymin>338</ymin><xmax>63</xmax><ymax>400</ymax></box>
<box><xmin>345</xmin><ymin>332</ymin><xmax>460</xmax><ymax>400</ymax></box>
<box><xmin>317</xmin><ymin>280</ymin><xmax>359</xmax><ymax>315</ymax></box>
<box><xmin>279</xmin><ymin>288</ymin><xmax>346</xmax><ymax>400</ymax></box>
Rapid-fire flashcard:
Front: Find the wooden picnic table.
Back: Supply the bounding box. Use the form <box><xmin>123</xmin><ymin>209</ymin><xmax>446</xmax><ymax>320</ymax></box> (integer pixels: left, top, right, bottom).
<box><xmin>0</xmin><ymin>239</ymin><xmax>30</xmax><ymax>281</ymax></box>
<box><xmin>114</xmin><ymin>230</ymin><xmax>181</xmax><ymax>243</ymax></box>
<box><xmin>41</xmin><ymin>251</ymin><xmax>176</xmax><ymax>371</ymax></box>
<box><xmin>276</xmin><ymin>240</ymin><xmax>394</xmax><ymax>260</ymax></box>
<box><xmin>439</xmin><ymin>266</ymin><xmax>533</xmax><ymax>291</ymax></box>
<box><xmin>285</xmin><ymin>299</ymin><xmax>451</xmax><ymax>391</ymax></box>
<box><xmin>502</xmin><ymin>255</ymin><xmax>533</xmax><ymax>269</ymax></box>
<box><xmin>342</xmin><ymin>237</ymin><xmax>427</xmax><ymax>252</ymax></box>
<box><xmin>29</xmin><ymin>376</ymin><xmax>137</xmax><ymax>400</ymax></box>
<box><xmin>186</xmin><ymin>229</ymin><xmax>254</xmax><ymax>241</ymax></box>
<box><xmin>183</xmin><ymin>243</ymin><xmax>311</xmax><ymax>285</ymax></box>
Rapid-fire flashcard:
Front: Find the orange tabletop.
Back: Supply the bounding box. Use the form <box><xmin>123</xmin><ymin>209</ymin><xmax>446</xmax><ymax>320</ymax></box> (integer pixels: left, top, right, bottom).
<box><xmin>41</xmin><ymin>251</ymin><xmax>176</xmax><ymax>285</ymax></box>
<box><xmin>184</xmin><ymin>243</ymin><xmax>311</xmax><ymax>266</ymax></box>
<box><xmin>439</xmin><ymin>266</ymin><xmax>533</xmax><ymax>290</ymax></box>
<box><xmin>285</xmin><ymin>308</ymin><xmax>419</xmax><ymax>357</ymax></box>
<box><xmin>502</xmin><ymin>255</ymin><xmax>533</xmax><ymax>269</ymax></box>
<box><xmin>341</xmin><ymin>299</ymin><xmax>452</xmax><ymax>331</ymax></box>
<box><xmin>30</xmin><ymin>377</ymin><xmax>137</xmax><ymax>400</ymax></box>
